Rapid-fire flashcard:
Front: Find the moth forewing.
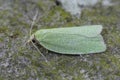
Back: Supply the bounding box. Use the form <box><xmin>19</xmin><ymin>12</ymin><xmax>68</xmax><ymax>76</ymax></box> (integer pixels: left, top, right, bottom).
<box><xmin>32</xmin><ymin>25</ymin><xmax>106</xmax><ymax>54</ymax></box>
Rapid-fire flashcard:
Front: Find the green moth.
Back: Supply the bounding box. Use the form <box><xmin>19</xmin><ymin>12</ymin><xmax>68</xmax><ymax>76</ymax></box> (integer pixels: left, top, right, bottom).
<box><xmin>29</xmin><ymin>25</ymin><xmax>106</xmax><ymax>54</ymax></box>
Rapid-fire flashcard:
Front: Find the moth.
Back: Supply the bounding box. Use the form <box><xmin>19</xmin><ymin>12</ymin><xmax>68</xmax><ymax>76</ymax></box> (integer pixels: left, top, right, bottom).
<box><xmin>28</xmin><ymin>25</ymin><xmax>106</xmax><ymax>54</ymax></box>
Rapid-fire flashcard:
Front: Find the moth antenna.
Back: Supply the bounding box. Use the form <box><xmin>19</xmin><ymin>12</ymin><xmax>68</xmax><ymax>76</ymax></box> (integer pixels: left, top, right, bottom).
<box><xmin>30</xmin><ymin>40</ymin><xmax>48</xmax><ymax>63</ymax></box>
<box><xmin>29</xmin><ymin>10</ymin><xmax>49</xmax><ymax>63</ymax></box>
<box><xmin>30</xmin><ymin>10</ymin><xmax>38</xmax><ymax>37</ymax></box>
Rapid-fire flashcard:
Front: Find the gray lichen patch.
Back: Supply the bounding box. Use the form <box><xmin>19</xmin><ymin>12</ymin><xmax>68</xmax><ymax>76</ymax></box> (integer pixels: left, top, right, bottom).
<box><xmin>56</xmin><ymin>0</ymin><xmax>115</xmax><ymax>17</ymax></box>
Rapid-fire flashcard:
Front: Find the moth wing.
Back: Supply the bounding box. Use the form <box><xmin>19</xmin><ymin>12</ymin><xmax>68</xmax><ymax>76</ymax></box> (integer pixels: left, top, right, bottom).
<box><xmin>37</xmin><ymin>25</ymin><xmax>103</xmax><ymax>37</ymax></box>
<box><xmin>34</xmin><ymin>25</ymin><xmax>106</xmax><ymax>54</ymax></box>
<box><xmin>36</xmin><ymin>33</ymin><xmax>106</xmax><ymax>54</ymax></box>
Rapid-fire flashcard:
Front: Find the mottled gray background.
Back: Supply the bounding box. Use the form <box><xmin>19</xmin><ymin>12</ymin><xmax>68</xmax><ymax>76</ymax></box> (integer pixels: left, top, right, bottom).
<box><xmin>0</xmin><ymin>0</ymin><xmax>120</xmax><ymax>80</ymax></box>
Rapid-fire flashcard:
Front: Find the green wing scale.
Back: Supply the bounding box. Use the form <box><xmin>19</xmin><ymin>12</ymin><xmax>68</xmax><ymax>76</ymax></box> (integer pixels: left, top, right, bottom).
<box><xmin>33</xmin><ymin>25</ymin><xmax>106</xmax><ymax>54</ymax></box>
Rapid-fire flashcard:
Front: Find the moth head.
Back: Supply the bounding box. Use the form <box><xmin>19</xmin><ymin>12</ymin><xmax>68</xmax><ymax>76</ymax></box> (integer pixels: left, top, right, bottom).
<box><xmin>27</xmin><ymin>34</ymin><xmax>39</xmax><ymax>44</ymax></box>
<box><xmin>27</xmin><ymin>34</ymin><xmax>35</xmax><ymax>43</ymax></box>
